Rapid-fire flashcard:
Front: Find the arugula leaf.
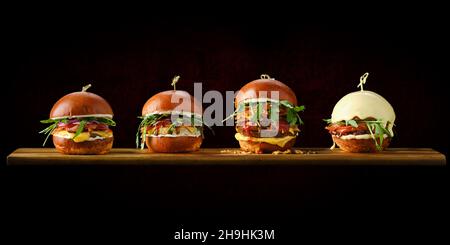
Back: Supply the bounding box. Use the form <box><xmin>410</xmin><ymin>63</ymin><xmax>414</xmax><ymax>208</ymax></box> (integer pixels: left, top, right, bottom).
<box><xmin>366</xmin><ymin>122</ymin><xmax>382</xmax><ymax>151</ymax></box>
<box><xmin>39</xmin><ymin>116</ymin><xmax>115</xmax><ymax>146</ymax></box>
<box><xmin>167</xmin><ymin>117</ymin><xmax>183</xmax><ymax>134</ymax></box>
<box><xmin>142</xmin><ymin>124</ymin><xmax>147</xmax><ymax>149</ymax></box>
<box><xmin>223</xmin><ymin>99</ymin><xmax>305</xmax><ymax>127</ymax></box>
<box><xmin>381</xmin><ymin>125</ymin><xmax>392</xmax><ymax>137</ymax></box>
<box><xmin>280</xmin><ymin>100</ymin><xmax>305</xmax><ymax>125</ymax></box>
<box><xmin>325</xmin><ymin>118</ymin><xmax>392</xmax><ymax>151</ymax></box>
<box><xmin>191</xmin><ymin>114</ymin><xmax>195</xmax><ymax>126</ymax></box>
<box><xmin>257</xmin><ymin>102</ymin><xmax>264</xmax><ymax>122</ymax></box>
<box><xmin>366</xmin><ymin>122</ymin><xmax>380</xmax><ymax>150</ymax></box>
<box><xmin>136</xmin><ymin>113</ymin><xmax>169</xmax><ymax>149</ymax></box>
<box><xmin>136</xmin><ymin>112</ymin><xmax>209</xmax><ymax>149</ymax></box>
<box><xmin>95</xmin><ymin>117</ymin><xmax>116</xmax><ymax>126</ymax></box>
<box><xmin>249</xmin><ymin>102</ymin><xmax>258</xmax><ymax>123</ymax></box>
<box><xmin>346</xmin><ymin>119</ymin><xmax>358</xmax><ymax>128</ymax></box>
<box><xmin>39</xmin><ymin>118</ymin><xmax>70</xmax><ymax>146</ymax></box>
<box><xmin>279</xmin><ymin>100</ymin><xmax>293</xmax><ymax>109</ymax></box>
<box><xmin>73</xmin><ymin>120</ymin><xmax>87</xmax><ymax>139</ymax></box>
<box><xmin>287</xmin><ymin>109</ymin><xmax>297</xmax><ymax>126</ymax></box>
<box><xmin>294</xmin><ymin>105</ymin><xmax>305</xmax><ymax>112</ymax></box>
<box><xmin>374</xmin><ymin>123</ymin><xmax>383</xmax><ymax>135</ymax></box>
<box><xmin>270</xmin><ymin>102</ymin><xmax>279</xmax><ymax>122</ymax></box>
<box><xmin>40</xmin><ymin>119</ymin><xmax>58</xmax><ymax>124</ymax></box>
<box><xmin>365</xmin><ymin>120</ymin><xmax>391</xmax><ymax>151</ymax></box>
<box><xmin>375</xmin><ymin>123</ymin><xmax>384</xmax><ymax>148</ymax></box>
<box><xmin>39</xmin><ymin>119</ymin><xmax>63</xmax><ymax>146</ymax></box>
<box><xmin>41</xmin><ymin>124</ymin><xmax>57</xmax><ymax>146</ymax></box>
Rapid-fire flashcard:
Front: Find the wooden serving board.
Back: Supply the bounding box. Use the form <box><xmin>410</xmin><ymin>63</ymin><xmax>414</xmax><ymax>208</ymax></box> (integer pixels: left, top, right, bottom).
<box><xmin>7</xmin><ymin>148</ymin><xmax>446</xmax><ymax>166</ymax></box>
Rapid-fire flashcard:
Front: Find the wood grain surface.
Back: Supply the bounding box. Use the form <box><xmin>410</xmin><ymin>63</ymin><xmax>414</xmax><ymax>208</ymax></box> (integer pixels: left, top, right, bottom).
<box><xmin>7</xmin><ymin>148</ymin><xmax>446</xmax><ymax>166</ymax></box>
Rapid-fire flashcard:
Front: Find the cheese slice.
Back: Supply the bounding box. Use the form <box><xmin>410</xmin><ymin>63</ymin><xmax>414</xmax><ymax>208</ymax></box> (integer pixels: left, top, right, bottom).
<box><xmin>235</xmin><ymin>133</ymin><xmax>296</xmax><ymax>147</ymax></box>
<box><xmin>53</xmin><ymin>130</ymin><xmax>113</xmax><ymax>142</ymax></box>
<box><xmin>73</xmin><ymin>132</ymin><xmax>90</xmax><ymax>142</ymax></box>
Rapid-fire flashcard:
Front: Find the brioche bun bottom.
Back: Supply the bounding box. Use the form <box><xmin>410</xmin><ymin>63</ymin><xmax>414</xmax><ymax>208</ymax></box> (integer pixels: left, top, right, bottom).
<box><xmin>332</xmin><ymin>135</ymin><xmax>391</xmax><ymax>153</ymax></box>
<box><xmin>145</xmin><ymin>136</ymin><xmax>202</xmax><ymax>153</ymax></box>
<box><xmin>238</xmin><ymin>138</ymin><xmax>296</xmax><ymax>154</ymax></box>
<box><xmin>52</xmin><ymin>136</ymin><xmax>113</xmax><ymax>154</ymax></box>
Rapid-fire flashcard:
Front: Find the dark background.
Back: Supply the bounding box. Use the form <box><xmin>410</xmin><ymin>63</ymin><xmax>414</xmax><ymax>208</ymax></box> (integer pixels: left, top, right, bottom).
<box><xmin>3</xmin><ymin>7</ymin><xmax>449</xmax><ymax>242</ymax></box>
<box><xmin>4</xmin><ymin>12</ymin><xmax>449</xmax><ymax>158</ymax></box>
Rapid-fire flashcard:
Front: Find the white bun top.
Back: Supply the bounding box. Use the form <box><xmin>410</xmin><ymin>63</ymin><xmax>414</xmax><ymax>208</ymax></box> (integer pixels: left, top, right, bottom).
<box><xmin>331</xmin><ymin>90</ymin><xmax>396</xmax><ymax>136</ymax></box>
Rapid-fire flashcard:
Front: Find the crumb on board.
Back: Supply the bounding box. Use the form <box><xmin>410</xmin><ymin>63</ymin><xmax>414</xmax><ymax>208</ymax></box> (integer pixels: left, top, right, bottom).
<box><xmin>220</xmin><ymin>149</ymin><xmax>251</xmax><ymax>155</ymax></box>
<box><xmin>272</xmin><ymin>149</ymin><xmax>317</xmax><ymax>154</ymax></box>
<box><xmin>220</xmin><ymin>149</ymin><xmax>318</xmax><ymax>155</ymax></box>
<box><xmin>305</xmin><ymin>150</ymin><xmax>318</xmax><ymax>154</ymax></box>
<box><xmin>272</xmin><ymin>149</ymin><xmax>293</xmax><ymax>155</ymax></box>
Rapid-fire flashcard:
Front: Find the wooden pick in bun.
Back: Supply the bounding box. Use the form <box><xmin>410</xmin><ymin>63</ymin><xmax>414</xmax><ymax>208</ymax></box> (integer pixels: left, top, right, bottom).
<box><xmin>137</xmin><ymin>76</ymin><xmax>203</xmax><ymax>153</ymax></box>
<box><xmin>325</xmin><ymin>73</ymin><xmax>396</xmax><ymax>153</ymax></box>
<box><xmin>39</xmin><ymin>84</ymin><xmax>116</xmax><ymax>154</ymax></box>
<box><xmin>230</xmin><ymin>74</ymin><xmax>305</xmax><ymax>154</ymax></box>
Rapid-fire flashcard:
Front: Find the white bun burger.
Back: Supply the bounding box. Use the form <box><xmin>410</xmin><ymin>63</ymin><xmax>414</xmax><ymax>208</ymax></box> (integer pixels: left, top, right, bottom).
<box><xmin>325</xmin><ymin>73</ymin><xmax>396</xmax><ymax>153</ymax></box>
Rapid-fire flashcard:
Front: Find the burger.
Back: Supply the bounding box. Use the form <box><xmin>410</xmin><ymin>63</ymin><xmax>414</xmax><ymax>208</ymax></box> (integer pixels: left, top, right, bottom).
<box><xmin>325</xmin><ymin>73</ymin><xmax>396</xmax><ymax>153</ymax></box>
<box><xmin>39</xmin><ymin>84</ymin><xmax>116</xmax><ymax>154</ymax></box>
<box><xmin>228</xmin><ymin>74</ymin><xmax>305</xmax><ymax>154</ymax></box>
<box><xmin>137</xmin><ymin>76</ymin><xmax>204</xmax><ymax>153</ymax></box>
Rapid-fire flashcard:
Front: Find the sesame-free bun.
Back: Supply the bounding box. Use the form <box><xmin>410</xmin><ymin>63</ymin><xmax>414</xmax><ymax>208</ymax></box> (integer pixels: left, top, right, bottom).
<box><xmin>145</xmin><ymin>136</ymin><xmax>202</xmax><ymax>153</ymax></box>
<box><xmin>142</xmin><ymin>90</ymin><xmax>202</xmax><ymax>116</ymax></box>
<box><xmin>332</xmin><ymin>135</ymin><xmax>391</xmax><ymax>153</ymax></box>
<box><xmin>331</xmin><ymin>90</ymin><xmax>395</xmax><ymax>136</ymax></box>
<box><xmin>235</xmin><ymin>76</ymin><xmax>299</xmax><ymax>154</ymax></box>
<box><xmin>50</xmin><ymin>91</ymin><xmax>113</xmax><ymax>119</ymax></box>
<box><xmin>52</xmin><ymin>136</ymin><xmax>113</xmax><ymax>155</ymax></box>
<box><xmin>238</xmin><ymin>138</ymin><xmax>296</xmax><ymax>154</ymax></box>
<box><xmin>141</xmin><ymin>90</ymin><xmax>203</xmax><ymax>153</ymax></box>
<box><xmin>235</xmin><ymin>77</ymin><xmax>298</xmax><ymax>106</ymax></box>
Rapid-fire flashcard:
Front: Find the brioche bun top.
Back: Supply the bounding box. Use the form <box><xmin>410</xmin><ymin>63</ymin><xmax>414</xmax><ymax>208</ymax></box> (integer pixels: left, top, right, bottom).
<box><xmin>235</xmin><ymin>76</ymin><xmax>297</xmax><ymax>106</ymax></box>
<box><xmin>50</xmin><ymin>91</ymin><xmax>113</xmax><ymax>119</ymax></box>
<box><xmin>142</xmin><ymin>90</ymin><xmax>202</xmax><ymax>116</ymax></box>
